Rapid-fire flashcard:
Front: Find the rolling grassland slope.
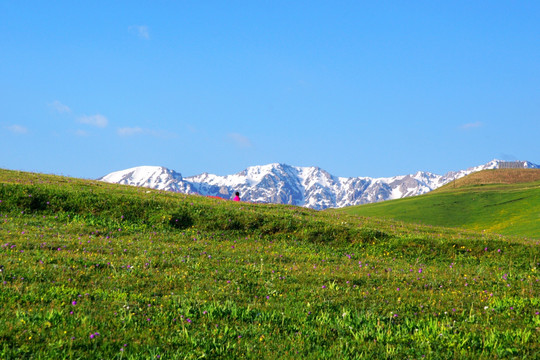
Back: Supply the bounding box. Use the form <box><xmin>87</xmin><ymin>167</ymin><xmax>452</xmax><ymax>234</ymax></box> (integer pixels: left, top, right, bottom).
<box><xmin>1</xmin><ymin>168</ymin><xmax>539</xmax><ymax>359</ymax></box>
<box><xmin>339</xmin><ymin>169</ymin><xmax>540</xmax><ymax>238</ymax></box>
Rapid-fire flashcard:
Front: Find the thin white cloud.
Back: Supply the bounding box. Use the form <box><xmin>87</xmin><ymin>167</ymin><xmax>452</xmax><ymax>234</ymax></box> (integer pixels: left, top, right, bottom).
<box><xmin>118</xmin><ymin>127</ymin><xmax>144</xmax><ymax>136</ymax></box>
<box><xmin>117</xmin><ymin>127</ymin><xmax>177</xmax><ymax>138</ymax></box>
<box><xmin>227</xmin><ymin>133</ymin><xmax>253</xmax><ymax>148</ymax></box>
<box><xmin>129</xmin><ymin>25</ymin><xmax>150</xmax><ymax>40</ymax></box>
<box><xmin>78</xmin><ymin>114</ymin><xmax>108</xmax><ymax>128</ymax></box>
<box><xmin>6</xmin><ymin>124</ymin><xmax>28</xmax><ymax>134</ymax></box>
<box><xmin>461</xmin><ymin>122</ymin><xmax>483</xmax><ymax>130</ymax></box>
<box><xmin>49</xmin><ymin>100</ymin><xmax>71</xmax><ymax>114</ymax></box>
<box><xmin>75</xmin><ymin>129</ymin><xmax>89</xmax><ymax>137</ymax></box>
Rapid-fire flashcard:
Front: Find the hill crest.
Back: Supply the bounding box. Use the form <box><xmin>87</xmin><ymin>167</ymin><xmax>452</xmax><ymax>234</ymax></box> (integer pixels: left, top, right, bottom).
<box><xmin>438</xmin><ymin>169</ymin><xmax>540</xmax><ymax>191</ymax></box>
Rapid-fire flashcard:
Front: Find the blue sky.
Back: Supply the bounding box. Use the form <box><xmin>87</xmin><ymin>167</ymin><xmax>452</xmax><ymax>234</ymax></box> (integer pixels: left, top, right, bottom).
<box><xmin>1</xmin><ymin>1</ymin><xmax>538</xmax><ymax>179</ymax></box>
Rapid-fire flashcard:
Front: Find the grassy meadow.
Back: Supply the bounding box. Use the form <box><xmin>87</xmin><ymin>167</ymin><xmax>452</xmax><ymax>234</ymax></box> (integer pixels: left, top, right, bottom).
<box><xmin>340</xmin><ymin>169</ymin><xmax>540</xmax><ymax>238</ymax></box>
<box><xmin>1</xmin><ymin>169</ymin><xmax>539</xmax><ymax>359</ymax></box>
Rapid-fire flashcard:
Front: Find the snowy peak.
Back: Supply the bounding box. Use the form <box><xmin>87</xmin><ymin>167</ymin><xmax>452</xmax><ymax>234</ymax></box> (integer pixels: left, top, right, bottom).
<box><xmin>98</xmin><ymin>160</ymin><xmax>539</xmax><ymax>209</ymax></box>
<box><xmin>98</xmin><ymin>166</ymin><xmax>185</xmax><ymax>192</ymax></box>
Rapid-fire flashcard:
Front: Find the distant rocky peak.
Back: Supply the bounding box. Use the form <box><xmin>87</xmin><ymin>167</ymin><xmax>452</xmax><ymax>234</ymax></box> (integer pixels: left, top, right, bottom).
<box><xmin>99</xmin><ymin>159</ymin><xmax>539</xmax><ymax>210</ymax></box>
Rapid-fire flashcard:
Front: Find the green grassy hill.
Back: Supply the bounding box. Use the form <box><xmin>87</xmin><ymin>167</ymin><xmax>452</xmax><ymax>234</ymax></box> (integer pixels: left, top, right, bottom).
<box><xmin>338</xmin><ymin>169</ymin><xmax>540</xmax><ymax>238</ymax></box>
<box><xmin>1</xmin><ymin>168</ymin><xmax>540</xmax><ymax>359</ymax></box>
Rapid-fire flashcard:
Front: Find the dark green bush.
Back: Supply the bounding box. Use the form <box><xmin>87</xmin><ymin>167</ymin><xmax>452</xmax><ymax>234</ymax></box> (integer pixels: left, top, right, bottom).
<box><xmin>169</xmin><ymin>209</ymin><xmax>194</xmax><ymax>229</ymax></box>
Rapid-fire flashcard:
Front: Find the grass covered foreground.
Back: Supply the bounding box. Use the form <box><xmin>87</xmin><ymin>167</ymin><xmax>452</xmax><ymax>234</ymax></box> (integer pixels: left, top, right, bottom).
<box><xmin>339</xmin><ymin>169</ymin><xmax>540</xmax><ymax>238</ymax></box>
<box><xmin>1</xmin><ymin>169</ymin><xmax>539</xmax><ymax>359</ymax></box>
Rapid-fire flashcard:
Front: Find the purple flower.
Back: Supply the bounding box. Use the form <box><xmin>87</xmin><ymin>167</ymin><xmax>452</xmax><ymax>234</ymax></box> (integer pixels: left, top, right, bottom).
<box><xmin>72</xmin><ymin>301</ymin><xmax>77</xmax><ymax>305</ymax></box>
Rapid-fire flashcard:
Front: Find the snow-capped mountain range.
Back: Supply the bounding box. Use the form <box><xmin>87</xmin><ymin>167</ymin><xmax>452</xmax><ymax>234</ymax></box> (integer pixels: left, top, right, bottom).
<box><xmin>98</xmin><ymin>160</ymin><xmax>539</xmax><ymax>210</ymax></box>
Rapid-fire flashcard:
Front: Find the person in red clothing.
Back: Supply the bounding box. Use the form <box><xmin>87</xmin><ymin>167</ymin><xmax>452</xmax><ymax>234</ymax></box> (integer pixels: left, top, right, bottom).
<box><xmin>233</xmin><ymin>191</ymin><xmax>240</xmax><ymax>201</ymax></box>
